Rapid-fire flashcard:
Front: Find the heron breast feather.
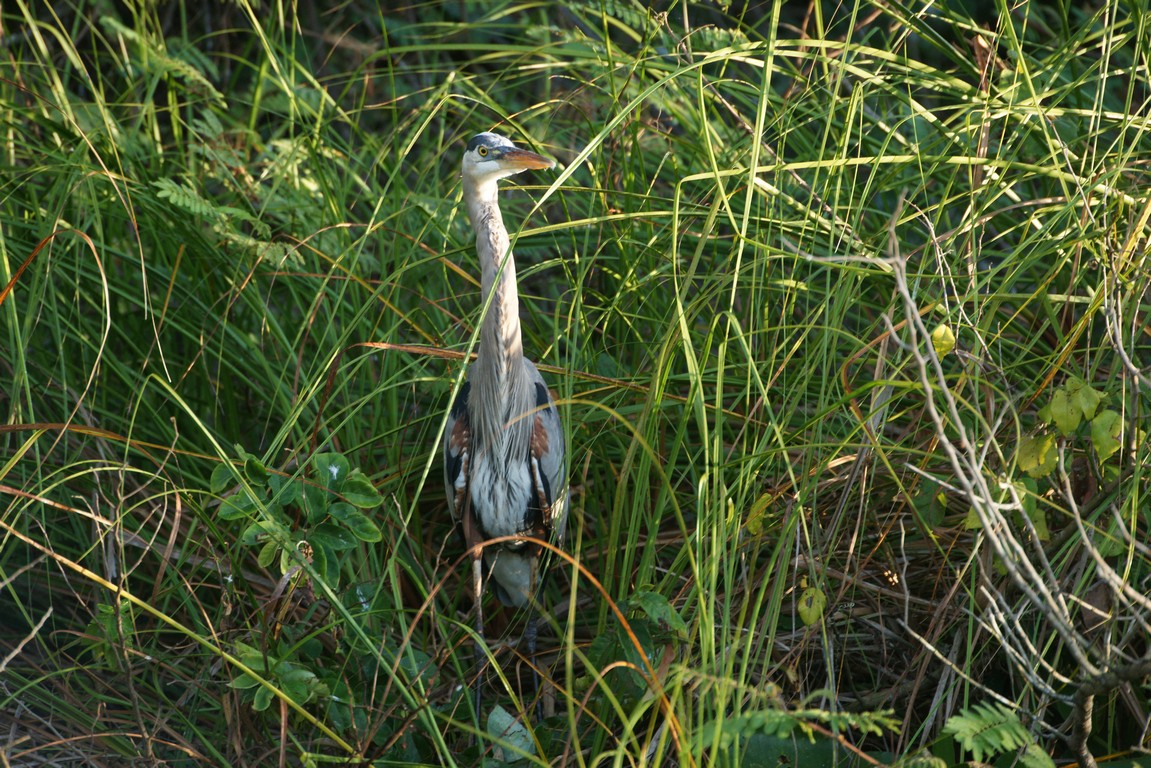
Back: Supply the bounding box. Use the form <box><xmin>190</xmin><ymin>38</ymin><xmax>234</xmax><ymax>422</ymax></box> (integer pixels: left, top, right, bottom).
<box><xmin>469</xmin><ymin>451</ymin><xmax>534</xmax><ymax>539</ymax></box>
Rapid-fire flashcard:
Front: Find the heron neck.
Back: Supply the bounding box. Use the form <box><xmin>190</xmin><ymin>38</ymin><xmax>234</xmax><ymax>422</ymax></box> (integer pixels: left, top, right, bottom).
<box><xmin>468</xmin><ymin>191</ymin><xmax>526</xmax><ymax>401</ymax></box>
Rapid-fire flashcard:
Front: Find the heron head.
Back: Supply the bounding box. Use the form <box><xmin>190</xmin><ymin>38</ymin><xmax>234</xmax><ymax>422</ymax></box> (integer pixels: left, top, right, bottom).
<box><xmin>461</xmin><ymin>132</ymin><xmax>554</xmax><ymax>184</ymax></box>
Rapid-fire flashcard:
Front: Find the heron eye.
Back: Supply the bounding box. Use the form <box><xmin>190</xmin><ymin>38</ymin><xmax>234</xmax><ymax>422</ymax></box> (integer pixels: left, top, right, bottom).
<box><xmin>477</xmin><ymin>146</ymin><xmax>488</xmax><ymax>157</ymax></box>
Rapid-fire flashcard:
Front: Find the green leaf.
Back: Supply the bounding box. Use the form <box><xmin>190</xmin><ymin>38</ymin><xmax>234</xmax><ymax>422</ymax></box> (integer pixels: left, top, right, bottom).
<box><xmin>329</xmin><ymin>502</ymin><xmax>382</xmax><ymax>542</ymax></box>
<box><xmin>628</xmin><ymin>590</ymin><xmax>688</xmax><ymax>639</ymax></box>
<box><xmin>798</xmin><ymin>586</ymin><xmax>827</xmax><ymax>626</ymax></box>
<box><xmin>595</xmin><ymin>351</ymin><xmax>624</xmax><ymax>379</ymax></box>
<box><xmin>218</xmin><ymin>489</ymin><xmax>259</xmax><ymax>521</ymax></box>
<box><xmin>257</xmin><ymin>539</ymin><xmax>279</xmax><ymax>568</ymax></box>
<box><xmin>279</xmin><ymin>546</ymin><xmax>306</xmax><ymax>577</ymax></box>
<box><xmin>963</xmin><ymin>505</ymin><xmax>982</xmax><ymax>530</ymax></box>
<box><xmin>1016</xmin><ymin>478</ymin><xmax>1047</xmax><ymax>541</ymax></box>
<box><xmin>745</xmin><ymin>493</ymin><xmax>771</xmax><ymax>536</ymax></box>
<box><xmin>341</xmin><ymin>469</ymin><xmax>383</xmax><ymax>508</ymax></box>
<box><xmin>233</xmin><ymin>641</ymin><xmax>263</xmax><ymax>664</ymax></box>
<box><xmin>396</xmin><ymin>646</ymin><xmax>436</xmax><ymax>687</ymax></box>
<box><xmin>1090</xmin><ymin>409</ymin><xmax>1122</xmax><ymax>462</ymax></box>
<box><xmin>252</xmin><ymin>685</ymin><xmax>274</xmax><ymax>711</ymax></box>
<box><xmin>240</xmin><ymin>519</ymin><xmax>287</xmax><ymax>547</ymax></box>
<box><xmin>313</xmin><ymin>452</ymin><xmax>349</xmax><ymax>491</ymax></box>
<box><xmin>931</xmin><ymin>323</ymin><xmax>956</xmax><ymax>356</ymax></box>
<box><xmin>301</xmin><ymin>480</ymin><xmax>329</xmax><ymax>523</ymax></box>
<box><xmin>1017</xmin><ymin>434</ymin><xmax>1056</xmax><ymax>478</ymax></box>
<box><xmin>1066</xmin><ymin>377</ymin><xmax>1103</xmax><ymax>420</ymax></box>
<box><xmin>586</xmin><ymin>623</ymin><xmax>651</xmax><ymax>708</ymax></box>
<box><xmin>1047</xmin><ymin>388</ymin><xmax>1080</xmax><ymax>435</ymax></box>
<box><xmin>278</xmin><ymin>664</ymin><xmax>319</xmax><ymax>705</ymax></box>
<box><xmin>244</xmin><ymin>455</ymin><xmax>270</xmax><ymax>484</ymax></box>
<box><xmin>310</xmin><ymin>523</ymin><xmax>358</xmax><ymax>551</ymax></box>
<box><xmin>229</xmin><ymin>673</ymin><xmax>261</xmax><ymax>690</ymax></box>
<box><xmin>487</xmin><ymin>704</ymin><xmax>535</xmax><ymax>763</ymax></box>
<box><xmin>325</xmin><ymin>680</ymin><xmax>356</xmax><ymax>731</ymax></box>
<box><xmin>912</xmin><ymin>479</ymin><xmax>947</xmax><ymax>529</ymax></box>
<box><xmin>310</xmin><ymin>541</ymin><xmax>338</xmax><ymax>588</ymax></box>
<box><xmin>269</xmin><ymin>474</ymin><xmax>302</xmax><ymax>507</ymax></box>
<box><xmin>210</xmin><ymin>462</ymin><xmax>236</xmax><ymax>494</ymax></box>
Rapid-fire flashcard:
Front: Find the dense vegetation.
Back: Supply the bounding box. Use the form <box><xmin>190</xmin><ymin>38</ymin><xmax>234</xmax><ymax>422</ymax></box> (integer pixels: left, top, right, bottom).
<box><xmin>2</xmin><ymin>1</ymin><xmax>1150</xmax><ymax>766</ymax></box>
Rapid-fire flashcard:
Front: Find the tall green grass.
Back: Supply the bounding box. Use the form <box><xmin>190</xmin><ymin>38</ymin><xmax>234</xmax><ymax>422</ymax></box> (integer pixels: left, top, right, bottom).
<box><xmin>2</xmin><ymin>1</ymin><xmax>1150</xmax><ymax>766</ymax></box>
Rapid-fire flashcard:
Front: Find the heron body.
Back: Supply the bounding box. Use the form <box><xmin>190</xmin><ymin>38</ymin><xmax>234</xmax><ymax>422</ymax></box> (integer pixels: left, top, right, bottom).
<box><xmin>442</xmin><ymin>132</ymin><xmax>566</xmax><ymax>712</ymax></box>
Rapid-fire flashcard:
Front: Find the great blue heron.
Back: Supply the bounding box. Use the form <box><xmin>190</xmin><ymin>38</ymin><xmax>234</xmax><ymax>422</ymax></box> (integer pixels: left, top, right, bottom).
<box><xmin>443</xmin><ymin>132</ymin><xmax>567</xmax><ymax>716</ymax></box>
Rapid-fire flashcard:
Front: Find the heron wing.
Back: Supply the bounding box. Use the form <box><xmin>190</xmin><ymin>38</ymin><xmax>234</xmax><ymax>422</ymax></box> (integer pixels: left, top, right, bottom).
<box><xmin>525</xmin><ymin>360</ymin><xmax>567</xmax><ymax>543</ymax></box>
<box><xmin>443</xmin><ymin>379</ymin><xmax>472</xmax><ymax>525</ymax></box>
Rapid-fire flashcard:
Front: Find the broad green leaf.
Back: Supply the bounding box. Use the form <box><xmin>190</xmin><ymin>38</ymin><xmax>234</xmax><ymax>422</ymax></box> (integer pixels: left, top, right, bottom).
<box><xmin>257</xmin><ymin>539</ymin><xmax>279</xmax><ymax>568</ymax></box>
<box><xmin>329</xmin><ymin>501</ymin><xmax>382</xmax><ymax>542</ymax></box>
<box><xmin>341</xmin><ymin>469</ymin><xmax>383</xmax><ymax>508</ymax></box>
<box><xmin>279</xmin><ymin>546</ymin><xmax>309</xmax><ymax>577</ymax></box>
<box><xmin>629</xmin><ymin>590</ymin><xmax>688</xmax><ymax>638</ymax></box>
<box><xmin>233</xmin><ymin>641</ymin><xmax>263</xmax><ymax>663</ymax></box>
<box><xmin>218</xmin><ymin>489</ymin><xmax>259</xmax><ymax>520</ymax></box>
<box><xmin>746</xmin><ymin>493</ymin><xmax>771</xmax><ymax>536</ymax></box>
<box><xmin>931</xmin><ymin>323</ymin><xmax>956</xmax><ymax>356</ymax></box>
<box><xmin>313</xmin><ymin>452</ymin><xmax>349</xmax><ymax>490</ymax></box>
<box><xmin>210</xmin><ymin>462</ymin><xmax>236</xmax><ymax>494</ymax></box>
<box><xmin>1017</xmin><ymin>434</ymin><xmax>1056</xmax><ymax>478</ymax></box>
<box><xmin>397</xmin><ymin>646</ymin><xmax>437</xmax><ymax>687</ymax></box>
<box><xmin>252</xmin><ymin>685</ymin><xmax>273</xmax><ymax>711</ymax></box>
<box><xmin>798</xmin><ymin>586</ymin><xmax>827</xmax><ymax>626</ymax></box>
<box><xmin>1012</xmin><ymin>478</ymin><xmax>1047</xmax><ymax>541</ymax></box>
<box><xmin>1090</xmin><ymin>409</ymin><xmax>1122</xmax><ymax>462</ymax></box>
<box><xmin>963</xmin><ymin>505</ymin><xmax>982</xmax><ymax>530</ymax></box>
<box><xmin>325</xmin><ymin>680</ymin><xmax>356</xmax><ymax>731</ymax></box>
<box><xmin>1016</xmin><ymin>477</ymin><xmax>1037</xmax><ymax>518</ymax></box>
<box><xmin>912</xmin><ymin>480</ymin><xmax>947</xmax><ymax>529</ymax></box>
<box><xmin>310</xmin><ymin>542</ymin><xmax>337</xmax><ymax>588</ymax></box>
<box><xmin>278</xmin><ymin>664</ymin><xmax>319</xmax><ymax>705</ymax></box>
<box><xmin>301</xmin><ymin>480</ymin><xmax>329</xmax><ymax>523</ymax></box>
<box><xmin>487</xmin><ymin>704</ymin><xmax>535</xmax><ymax>763</ymax></box>
<box><xmin>229</xmin><ymin>673</ymin><xmax>261</xmax><ymax>690</ymax></box>
<box><xmin>1047</xmin><ymin>388</ymin><xmax>1080</xmax><ymax>435</ymax></box>
<box><xmin>586</xmin><ymin>623</ymin><xmax>652</xmax><ymax>707</ymax></box>
<box><xmin>243</xmin><ymin>455</ymin><xmax>269</xmax><ymax>484</ymax></box>
<box><xmin>1066</xmin><ymin>378</ymin><xmax>1103</xmax><ymax>420</ymax></box>
<box><xmin>269</xmin><ymin>474</ymin><xmax>302</xmax><ymax>507</ymax></box>
<box><xmin>311</xmin><ymin>522</ymin><xmax>358</xmax><ymax>551</ymax></box>
<box><xmin>240</xmin><ymin>519</ymin><xmax>286</xmax><ymax>547</ymax></box>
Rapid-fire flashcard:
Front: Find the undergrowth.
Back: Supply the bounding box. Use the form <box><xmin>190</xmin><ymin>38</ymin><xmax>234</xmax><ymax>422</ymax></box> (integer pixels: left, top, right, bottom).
<box><xmin>2</xmin><ymin>1</ymin><xmax>1150</xmax><ymax>766</ymax></box>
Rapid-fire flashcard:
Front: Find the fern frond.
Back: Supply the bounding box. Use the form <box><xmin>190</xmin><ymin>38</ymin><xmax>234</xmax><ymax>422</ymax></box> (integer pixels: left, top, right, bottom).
<box><xmin>98</xmin><ymin>16</ymin><xmax>224</xmax><ymax>105</ymax></box>
<box><xmin>696</xmin><ymin>706</ymin><xmax>898</xmax><ymax>754</ymax></box>
<box><xmin>153</xmin><ymin>178</ymin><xmax>214</xmax><ymax>217</ymax></box>
<box><xmin>943</xmin><ymin>702</ymin><xmax>1054</xmax><ymax>768</ymax></box>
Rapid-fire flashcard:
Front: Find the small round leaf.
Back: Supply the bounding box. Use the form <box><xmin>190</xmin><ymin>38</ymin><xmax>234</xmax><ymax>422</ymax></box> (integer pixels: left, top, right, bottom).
<box><xmin>798</xmin><ymin>586</ymin><xmax>827</xmax><ymax>626</ymax></box>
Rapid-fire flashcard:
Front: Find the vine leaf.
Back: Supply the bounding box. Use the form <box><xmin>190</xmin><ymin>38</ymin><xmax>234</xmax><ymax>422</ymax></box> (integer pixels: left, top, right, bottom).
<box><xmin>1090</xmin><ymin>409</ymin><xmax>1122</xmax><ymax>462</ymax></box>
<box><xmin>931</xmin><ymin>323</ymin><xmax>956</xmax><ymax>356</ymax></box>
<box><xmin>1017</xmin><ymin>434</ymin><xmax>1056</xmax><ymax>479</ymax></box>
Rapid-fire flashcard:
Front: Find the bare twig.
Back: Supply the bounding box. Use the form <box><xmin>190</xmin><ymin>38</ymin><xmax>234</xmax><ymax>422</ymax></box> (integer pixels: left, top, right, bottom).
<box><xmin>0</xmin><ymin>607</ymin><xmax>52</xmax><ymax>673</ymax></box>
<box><xmin>1071</xmin><ymin>658</ymin><xmax>1151</xmax><ymax>768</ymax></box>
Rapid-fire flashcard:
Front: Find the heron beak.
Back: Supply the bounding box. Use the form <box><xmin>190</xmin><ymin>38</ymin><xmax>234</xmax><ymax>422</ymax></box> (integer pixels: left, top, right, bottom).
<box><xmin>500</xmin><ymin>148</ymin><xmax>555</xmax><ymax>171</ymax></box>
